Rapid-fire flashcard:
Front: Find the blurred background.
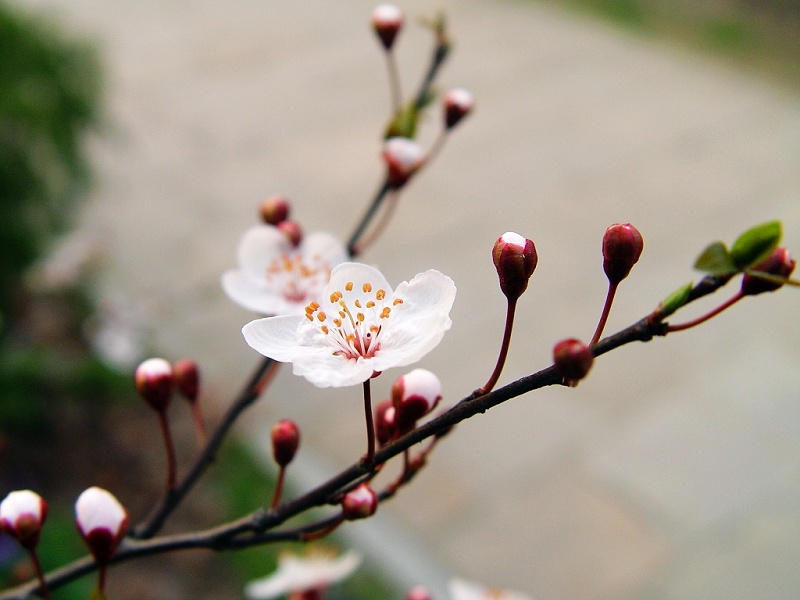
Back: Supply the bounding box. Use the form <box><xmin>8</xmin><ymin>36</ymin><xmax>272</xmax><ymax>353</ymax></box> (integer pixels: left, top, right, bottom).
<box><xmin>1</xmin><ymin>0</ymin><xmax>799</xmax><ymax>598</ymax></box>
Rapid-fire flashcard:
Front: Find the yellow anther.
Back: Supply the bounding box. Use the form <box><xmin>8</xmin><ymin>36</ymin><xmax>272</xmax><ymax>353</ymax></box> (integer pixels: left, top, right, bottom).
<box><xmin>345</xmin><ymin>282</ymin><xmax>354</xmax><ymax>292</ymax></box>
<box><xmin>369</xmin><ymin>324</ymin><xmax>380</xmax><ymax>333</ymax></box>
<box><xmin>362</xmin><ymin>283</ymin><xmax>373</xmax><ymax>293</ymax></box>
<box><xmin>330</xmin><ymin>291</ymin><xmax>342</xmax><ymax>303</ymax></box>
<box><xmin>354</xmin><ymin>299</ymin><xmax>362</xmax><ymax>308</ymax></box>
<box><xmin>380</xmin><ymin>307</ymin><xmax>391</xmax><ymax>318</ymax></box>
<box><xmin>393</xmin><ymin>298</ymin><xmax>404</xmax><ymax>306</ymax></box>
<box><xmin>333</xmin><ymin>318</ymin><xmax>342</xmax><ymax>327</ymax></box>
<box><xmin>321</xmin><ymin>325</ymin><xmax>329</xmax><ymax>335</ymax></box>
<box><xmin>376</xmin><ymin>289</ymin><xmax>386</xmax><ymax>300</ymax></box>
<box><xmin>317</xmin><ymin>312</ymin><xmax>327</xmax><ymax>322</ymax></box>
<box><xmin>305</xmin><ymin>313</ymin><xmax>313</xmax><ymax>321</ymax></box>
<box><xmin>366</xmin><ymin>301</ymin><xmax>375</xmax><ymax>308</ymax></box>
<box><xmin>357</xmin><ymin>312</ymin><xmax>365</xmax><ymax>322</ymax></box>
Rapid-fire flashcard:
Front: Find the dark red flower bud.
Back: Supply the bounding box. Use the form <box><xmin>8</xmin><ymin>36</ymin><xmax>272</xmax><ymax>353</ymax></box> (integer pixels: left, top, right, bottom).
<box><xmin>492</xmin><ymin>232</ymin><xmax>538</xmax><ymax>301</ymax></box>
<box><xmin>553</xmin><ymin>338</ymin><xmax>594</xmax><ymax>382</ymax></box>
<box><xmin>341</xmin><ymin>483</ymin><xmax>378</xmax><ymax>520</ymax></box>
<box><xmin>277</xmin><ymin>220</ymin><xmax>303</xmax><ymax>247</ymax></box>
<box><xmin>602</xmin><ymin>223</ymin><xmax>644</xmax><ymax>285</ymax></box>
<box><xmin>382</xmin><ymin>137</ymin><xmax>425</xmax><ymax>188</ymax></box>
<box><xmin>135</xmin><ymin>358</ymin><xmax>174</xmax><ymax>412</ymax></box>
<box><xmin>259</xmin><ymin>195</ymin><xmax>291</xmax><ymax>225</ymax></box>
<box><xmin>173</xmin><ymin>358</ymin><xmax>200</xmax><ymax>402</ymax></box>
<box><xmin>271</xmin><ymin>419</ymin><xmax>300</xmax><ymax>467</ymax></box>
<box><xmin>391</xmin><ymin>368</ymin><xmax>441</xmax><ymax>433</ymax></box>
<box><xmin>740</xmin><ymin>247</ymin><xmax>795</xmax><ymax>296</ymax></box>
<box><xmin>443</xmin><ymin>88</ymin><xmax>474</xmax><ymax>130</ymax></box>
<box><xmin>371</xmin><ymin>4</ymin><xmax>403</xmax><ymax>51</ymax></box>
<box><xmin>75</xmin><ymin>487</ymin><xmax>128</xmax><ymax>566</ymax></box>
<box><xmin>374</xmin><ymin>399</ymin><xmax>397</xmax><ymax>446</ymax></box>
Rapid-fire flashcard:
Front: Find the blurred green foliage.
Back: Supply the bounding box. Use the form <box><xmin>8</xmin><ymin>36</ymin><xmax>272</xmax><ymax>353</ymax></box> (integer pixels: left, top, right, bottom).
<box><xmin>0</xmin><ymin>1</ymin><xmax>103</xmax><ymax>332</ymax></box>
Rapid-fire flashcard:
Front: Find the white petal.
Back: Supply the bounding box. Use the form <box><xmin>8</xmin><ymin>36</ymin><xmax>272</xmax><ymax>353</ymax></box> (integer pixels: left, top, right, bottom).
<box><xmin>75</xmin><ymin>487</ymin><xmax>127</xmax><ymax>536</ymax></box>
<box><xmin>237</xmin><ymin>226</ymin><xmax>292</xmax><ymax>279</ymax></box>
<box><xmin>448</xmin><ymin>578</ymin><xmax>534</xmax><ymax>600</ymax></box>
<box><xmin>292</xmin><ymin>352</ymin><xmax>376</xmax><ymax>388</ymax></box>
<box><xmin>326</xmin><ymin>262</ymin><xmax>392</xmax><ymax>294</ymax></box>
<box><xmin>301</xmin><ymin>232</ymin><xmax>349</xmax><ymax>268</ymax></box>
<box><xmin>244</xmin><ymin>551</ymin><xmax>361</xmax><ymax>600</ymax></box>
<box><xmin>242</xmin><ymin>316</ymin><xmax>305</xmax><ymax>362</ymax></box>
<box><xmin>222</xmin><ymin>270</ymin><xmax>296</xmax><ymax>315</ymax></box>
<box><xmin>0</xmin><ymin>490</ymin><xmax>44</xmax><ymax>523</ymax></box>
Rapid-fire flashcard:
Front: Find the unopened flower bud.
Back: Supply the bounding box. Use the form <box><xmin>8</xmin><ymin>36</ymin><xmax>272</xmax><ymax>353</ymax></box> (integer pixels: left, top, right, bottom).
<box><xmin>741</xmin><ymin>247</ymin><xmax>795</xmax><ymax>296</ymax></box>
<box><xmin>443</xmin><ymin>88</ymin><xmax>474</xmax><ymax>130</ymax></box>
<box><xmin>0</xmin><ymin>490</ymin><xmax>47</xmax><ymax>550</ymax></box>
<box><xmin>407</xmin><ymin>585</ymin><xmax>433</xmax><ymax>600</ymax></box>
<box><xmin>392</xmin><ymin>368</ymin><xmax>441</xmax><ymax>432</ymax></box>
<box><xmin>374</xmin><ymin>399</ymin><xmax>397</xmax><ymax>446</ymax></box>
<box><xmin>277</xmin><ymin>220</ymin><xmax>303</xmax><ymax>247</ymax></box>
<box><xmin>75</xmin><ymin>487</ymin><xmax>128</xmax><ymax>565</ymax></box>
<box><xmin>259</xmin><ymin>195</ymin><xmax>291</xmax><ymax>225</ymax></box>
<box><xmin>382</xmin><ymin>137</ymin><xmax>425</xmax><ymax>188</ymax></box>
<box><xmin>341</xmin><ymin>483</ymin><xmax>378</xmax><ymax>520</ymax></box>
<box><xmin>135</xmin><ymin>358</ymin><xmax>174</xmax><ymax>412</ymax></box>
<box><xmin>492</xmin><ymin>232</ymin><xmax>538</xmax><ymax>301</ymax></box>
<box><xmin>271</xmin><ymin>419</ymin><xmax>300</xmax><ymax>467</ymax></box>
<box><xmin>602</xmin><ymin>223</ymin><xmax>644</xmax><ymax>285</ymax></box>
<box><xmin>173</xmin><ymin>358</ymin><xmax>200</xmax><ymax>402</ymax></box>
<box><xmin>553</xmin><ymin>338</ymin><xmax>594</xmax><ymax>382</ymax></box>
<box><xmin>371</xmin><ymin>4</ymin><xmax>403</xmax><ymax>51</ymax></box>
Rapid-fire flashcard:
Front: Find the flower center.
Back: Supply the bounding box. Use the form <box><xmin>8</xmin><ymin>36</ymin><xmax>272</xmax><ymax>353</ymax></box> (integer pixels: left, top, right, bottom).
<box><xmin>304</xmin><ymin>280</ymin><xmax>404</xmax><ymax>360</ymax></box>
<box><xmin>265</xmin><ymin>252</ymin><xmax>331</xmax><ymax>303</ymax></box>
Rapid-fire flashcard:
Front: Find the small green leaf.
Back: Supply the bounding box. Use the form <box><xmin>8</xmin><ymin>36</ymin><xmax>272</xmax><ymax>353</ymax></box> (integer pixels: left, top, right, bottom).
<box><xmin>694</xmin><ymin>241</ymin><xmax>737</xmax><ymax>275</ymax></box>
<box><xmin>657</xmin><ymin>282</ymin><xmax>694</xmax><ymax>318</ymax></box>
<box><xmin>730</xmin><ymin>220</ymin><xmax>782</xmax><ymax>270</ymax></box>
<box><xmin>384</xmin><ymin>102</ymin><xmax>419</xmax><ymax>139</ymax></box>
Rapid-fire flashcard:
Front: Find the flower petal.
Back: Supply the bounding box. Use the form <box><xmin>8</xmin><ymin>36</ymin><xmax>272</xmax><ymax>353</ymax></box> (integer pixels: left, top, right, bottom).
<box><xmin>242</xmin><ymin>315</ymin><xmax>305</xmax><ymax>363</ymax></box>
<box><xmin>237</xmin><ymin>226</ymin><xmax>291</xmax><ymax>280</ymax></box>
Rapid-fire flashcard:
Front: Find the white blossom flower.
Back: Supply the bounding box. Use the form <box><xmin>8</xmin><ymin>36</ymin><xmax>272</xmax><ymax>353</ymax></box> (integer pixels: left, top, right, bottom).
<box><xmin>222</xmin><ymin>226</ymin><xmax>348</xmax><ymax>315</ymax></box>
<box><xmin>242</xmin><ymin>262</ymin><xmax>456</xmax><ymax>387</ymax></box>
<box><xmin>449</xmin><ymin>578</ymin><xmax>534</xmax><ymax>600</ymax></box>
<box><xmin>244</xmin><ymin>550</ymin><xmax>361</xmax><ymax>600</ymax></box>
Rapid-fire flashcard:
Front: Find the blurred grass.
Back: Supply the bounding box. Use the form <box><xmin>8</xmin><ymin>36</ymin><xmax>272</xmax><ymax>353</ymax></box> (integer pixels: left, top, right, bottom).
<box><xmin>534</xmin><ymin>0</ymin><xmax>800</xmax><ymax>90</ymax></box>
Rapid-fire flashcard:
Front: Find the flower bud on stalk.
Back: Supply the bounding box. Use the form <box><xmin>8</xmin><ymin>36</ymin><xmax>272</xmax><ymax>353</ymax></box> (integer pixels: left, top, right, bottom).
<box><xmin>391</xmin><ymin>368</ymin><xmax>442</xmax><ymax>433</ymax></box>
<box><xmin>259</xmin><ymin>195</ymin><xmax>291</xmax><ymax>225</ymax></box>
<box><xmin>443</xmin><ymin>88</ymin><xmax>474</xmax><ymax>130</ymax></box>
<box><xmin>341</xmin><ymin>484</ymin><xmax>378</xmax><ymax>520</ymax></box>
<box><xmin>135</xmin><ymin>357</ymin><xmax>174</xmax><ymax>412</ymax></box>
<box><xmin>382</xmin><ymin>137</ymin><xmax>426</xmax><ymax>188</ymax></box>
<box><xmin>75</xmin><ymin>487</ymin><xmax>128</xmax><ymax>594</ymax></box>
<box><xmin>371</xmin><ymin>4</ymin><xmax>404</xmax><ymax>51</ymax></box>
<box><xmin>374</xmin><ymin>399</ymin><xmax>397</xmax><ymax>446</ymax></box>
<box><xmin>740</xmin><ymin>247</ymin><xmax>795</xmax><ymax>296</ymax></box>
<box><xmin>174</xmin><ymin>358</ymin><xmax>199</xmax><ymax>401</ymax></box>
<box><xmin>277</xmin><ymin>220</ymin><xmax>303</xmax><ymax>247</ymax></box>
<box><xmin>602</xmin><ymin>223</ymin><xmax>644</xmax><ymax>286</ymax></box>
<box><xmin>272</xmin><ymin>419</ymin><xmax>300</xmax><ymax>467</ymax></box>
<box><xmin>492</xmin><ymin>232</ymin><xmax>538</xmax><ymax>301</ymax></box>
<box><xmin>553</xmin><ymin>338</ymin><xmax>594</xmax><ymax>383</ymax></box>
<box><xmin>0</xmin><ymin>490</ymin><xmax>47</xmax><ymax>550</ymax></box>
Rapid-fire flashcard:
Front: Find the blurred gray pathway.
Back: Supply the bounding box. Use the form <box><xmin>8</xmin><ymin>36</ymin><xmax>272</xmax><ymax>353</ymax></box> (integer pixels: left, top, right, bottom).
<box><xmin>27</xmin><ymin>1</ymin><xmax>800</xmax><ymax>598</ymax></box>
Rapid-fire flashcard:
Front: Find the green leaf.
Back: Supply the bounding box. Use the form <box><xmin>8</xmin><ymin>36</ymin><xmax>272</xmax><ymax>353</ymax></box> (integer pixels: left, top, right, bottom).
<box><xmin>384</xmin><ymin>102</ymin><xmax>419</xmax><ymax>139</ymax></box>
<box><xmin>694</xmin><ymin>241</ymin><xmax>737</xmax><ymax>275</ymax></box>
<box><xmin>730</xmin><ymin>220</ymin><xmax>782</xmax><ymax>270</ymax></box>
<box><xmin>657</xmin><ymin>282</ymin><xmax>694</xmax><ymax>318</ymax></box>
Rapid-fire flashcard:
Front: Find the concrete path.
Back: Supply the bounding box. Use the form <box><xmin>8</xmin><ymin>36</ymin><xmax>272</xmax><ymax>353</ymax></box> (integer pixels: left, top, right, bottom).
<box><xmin>26</xmin><ymin>1</ymin><xmax>800</xmax><ymax>598</ymax></box>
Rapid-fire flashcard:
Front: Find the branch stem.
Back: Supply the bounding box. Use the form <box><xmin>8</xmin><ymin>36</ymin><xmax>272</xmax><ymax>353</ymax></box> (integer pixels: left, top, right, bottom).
<box><xmin>475</xmin><ymin>298</ymin><xmax>517</xmax><ymax>396</ymax></box>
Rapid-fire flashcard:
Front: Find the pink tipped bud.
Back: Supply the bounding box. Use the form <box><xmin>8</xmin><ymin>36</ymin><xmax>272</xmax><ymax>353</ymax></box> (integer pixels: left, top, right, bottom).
<box><xmin>271</xmin><ymin>419</ymin><xmax>300</xmax><ymax>467</ymax></box>
<box><xmin>75</xmin><ymin>487</ymin><xmax>128</xmax><ymax>565</ymax></box>
<box><xmin>259</xmin><ymin>195</ymin><xmax>291</xmax><ymax>225</ymax></box>
<box><xmin>391</xmin><ymin>368</ymin><xmax>442</xmax><ymax>432</ymax></box>
<box><xmin>443</xmin><ymin>88</ymin><xmax>474</xmax><ymax>130</ymax></box>
<box><xmin>741</xmin><ymin>247</ymin><xmax>796</xmax><ymax>296</ymax></box>
<box><xmin>277</xmin><ymin>220</ymin><xmax>303</xmax><ymax>247</ymax></box>
<box><xmin>0</xmin><ymin>490</ymin><xmax>48</xmax><ymax>550</ymax></box>
<box><xmin>374</xmin><ymin>399</ymin><xmax>397</xmax><ymax>446</ymax></box>
<box><xmin>371</xmin><ymin>4</ymin><xmax>403</xmax><ymax>51</ymax></box>
<box><xmin>341</xmin><ymin>484</ymin><xmax>378</xmax><ymax>521</ymax></box>
<box><xmin>135</xmin><ymin>358</ymin><xmax>174</xmax><ymax>412</ymax></box>
<box><xmin>406</xmin><ymin>586</ymin><xmax>433</xmax><ymax>600</ymax></box>
<box><xmin>602</xmin><ymin>223</ymin><xmax>644</xmax><ymax>285</ymax></box>
<box><xmin>553</xmin><ymin>338</ymin><xmax>594</xmax><ymax>382</ymax></box>
<box><xmin>492</xmin><ymin>232</ymin><xmax>538</xmax><ymax>301</ymax></box>
<box><xmin>382</xmin><ymin>137</ymin><xmax>425</xmax><ymax>188</ymax></box>
<box><xmin>173</xmin><ymin>358</ymin><xmax>200</xmax><ymax>402</ymax></box>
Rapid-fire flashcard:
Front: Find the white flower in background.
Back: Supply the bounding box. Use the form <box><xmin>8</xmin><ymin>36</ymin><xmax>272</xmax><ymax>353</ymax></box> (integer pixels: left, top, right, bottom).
<box><xmin>244</xmin><ymin>550</ymin><xmax>361</xmax><ymax>600</ymax></box>
<box><xmin>449</xmin><ymin>578</ymin><xmax>534</xmax><ymax>600</ymax></box>
<box><xmin>222</xmin><ymin>226</ymin><xmax>348</xmax><ymax>315</ymax></box>
<box><xmin>242</xmin><ymin>262</ymin><xmax>456</xmax><ymax>387</ymax></box>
